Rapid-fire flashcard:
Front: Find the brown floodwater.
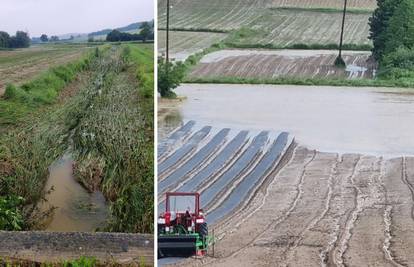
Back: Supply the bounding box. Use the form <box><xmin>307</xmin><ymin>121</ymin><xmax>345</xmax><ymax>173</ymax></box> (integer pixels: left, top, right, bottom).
<box><xmin>38</xmin><ymin>153</ymin><xmax>108</xmax><ymax>232</ymax></box>
<box><xmin>168</xmin><ymin>84</ymin><xmax>414</xmax><ymax>157</ymax></box>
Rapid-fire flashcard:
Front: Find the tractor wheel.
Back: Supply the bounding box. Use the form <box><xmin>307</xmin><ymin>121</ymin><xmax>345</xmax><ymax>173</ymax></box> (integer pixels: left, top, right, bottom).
<box><xmin>199</xmin><ymin>222</ymin><xmax>208</xmax><ymax>239</ymax></box>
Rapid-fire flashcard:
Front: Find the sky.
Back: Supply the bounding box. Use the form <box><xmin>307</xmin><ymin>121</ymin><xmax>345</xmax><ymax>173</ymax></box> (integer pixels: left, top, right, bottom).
<box><xmin>0</xmin><ymin>0</ymin><xmax>154</xmax><ymax>37</ymax></box>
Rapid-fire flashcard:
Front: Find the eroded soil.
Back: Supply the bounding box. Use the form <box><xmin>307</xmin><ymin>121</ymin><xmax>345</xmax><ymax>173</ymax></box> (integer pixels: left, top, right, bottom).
<box><xmin>173</xmin><ymin>146</ymin><xmax>414</xmax><ymax>266</ymax></box>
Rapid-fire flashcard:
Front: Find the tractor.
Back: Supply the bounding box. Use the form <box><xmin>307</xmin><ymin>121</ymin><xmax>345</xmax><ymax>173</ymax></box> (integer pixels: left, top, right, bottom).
<box><xmin>158</xmin><ymin>192</ymin><xmax>212</xmax><ymax>258</ymax></box>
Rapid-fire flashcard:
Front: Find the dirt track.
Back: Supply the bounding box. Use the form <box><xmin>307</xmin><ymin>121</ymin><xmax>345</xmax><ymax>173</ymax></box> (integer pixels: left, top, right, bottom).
<box><xmin>168</xmin><ymin>145</ymin><xmax>414</xmax><ymax>266</ymax></box>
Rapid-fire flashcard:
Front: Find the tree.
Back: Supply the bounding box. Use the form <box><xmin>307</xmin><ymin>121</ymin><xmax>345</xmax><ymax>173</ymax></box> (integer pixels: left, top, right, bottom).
<box><xmin>369</xmin><ymin>0</ymin><xmax>403</xmax><ymax>60</ymax></box>
<box><xmin>383</xmin><ymin>0</ymin><xmax>414</xmax><ymax>55</ymax></box>
<box><xmin>158</xmin><ymin>60</ymin><xmax>186</xmax><ymax>97</ymax></box>
<box><xmin>140</xmin><ymin>22</ymin><xmax>153</xmax><ymax>42</ymax></box>
<box><xmin>50</xmin><ymin>36</ymin><xmax>59</xmax><ymax>42</ymax></box>
<box><xmin>9</xmin><ymin>31</ymin><xmax>30</xmax><ymax>48</ymax></box>
<box><xmin>106</xmin><ymin>30</ymin><xmax>122</xmax><ymax>42</ymax></box>
<box><xmin>40</xmin><ymin>34</ymin><xmax>48</xmax><ymax>42</ymax></box>
<box><xmin>0</xmin><ymin>31</ymin><xmax>10</xmax><ymax>48</ymax></box>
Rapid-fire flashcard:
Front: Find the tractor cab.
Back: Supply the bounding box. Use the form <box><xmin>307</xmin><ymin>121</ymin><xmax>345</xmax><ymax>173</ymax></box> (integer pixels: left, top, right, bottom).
<box><xmin>158</xmin><ymin>192</ymin><xmax>210</xmax><ymax>258</ymax></box>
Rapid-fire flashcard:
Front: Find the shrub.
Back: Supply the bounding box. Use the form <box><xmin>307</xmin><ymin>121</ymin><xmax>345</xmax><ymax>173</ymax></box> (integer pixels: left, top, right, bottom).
<box><xmin>4</xmin><ymin>84</ymin><xmax>17</xmax><ymax>99</ymax></box>
<box><xmin>379</xmin><ymin>46</ymin><xmax>414</xmax><ymax>80</ymax></box>
<box><xmin>158</xmin><ymin>60</ymin><xmax>186</xmax><ymax>98</ymax></box>
<box><xmin>0</xmin><ymin>195</ymin><xmax>25</xmax><ymax>231</ymax></box>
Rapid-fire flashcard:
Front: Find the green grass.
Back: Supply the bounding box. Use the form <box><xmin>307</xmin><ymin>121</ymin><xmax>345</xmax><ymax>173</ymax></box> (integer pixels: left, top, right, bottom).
<box><xmin>184</xmin><ymin>75</ymin><xmax>414</xmax><ymax>88</ymax></box>
<box><xmin>270</xmin><ymin>6</ymin><xmax>373</xmax><ymax>15</ymax></box>
<box><xmin>0</xmin><ymin>50</ymin><xmax>95</xmax><ymax>130</ymax></box>
<box><xmin>158</xmin><ymin>27</ymin><xmax>229</xmax><ymax>33</ymax></box>
<box><xmin>223</xmin><ymin>41</ymin><xmax>373</xmax><ymax>51</ymax></box>
<box><xmin>63</xmin><ymin>256</ymin><xmax>97</xmax><ymax>267</ymax></box>
<box><xmin>70</xmin><ymin>45</ymin><xmax>154</xmax><ymax>233</ymax></box>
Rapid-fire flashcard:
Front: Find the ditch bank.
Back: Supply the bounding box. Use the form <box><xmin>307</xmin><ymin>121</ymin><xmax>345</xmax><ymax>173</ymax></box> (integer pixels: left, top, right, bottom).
<box><xmin>0</xmin><ymin>231</ymin><xmax>153</xmax><ymax>265</ymax></box>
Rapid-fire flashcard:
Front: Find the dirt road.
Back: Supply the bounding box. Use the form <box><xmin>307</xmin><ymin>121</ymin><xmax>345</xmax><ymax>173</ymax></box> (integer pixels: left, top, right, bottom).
<box><xmin>171</xmin><ymin>145</ymin><xmax>414</xmax><ymax>266</ymax></box>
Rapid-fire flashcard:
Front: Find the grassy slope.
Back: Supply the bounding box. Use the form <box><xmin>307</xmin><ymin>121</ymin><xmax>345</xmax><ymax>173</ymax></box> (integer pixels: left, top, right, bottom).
<box><xmin>0</xmin><ymin>47</ymin><xmax>95</xmax><ymax>130</ymax></box>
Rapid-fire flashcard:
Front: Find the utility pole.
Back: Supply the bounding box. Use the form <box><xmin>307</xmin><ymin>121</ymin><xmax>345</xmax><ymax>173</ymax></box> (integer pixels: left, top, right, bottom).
<box><xmin>166</xmin><ymin>0</ymin><xmax>170</xmax><ymax>65</ymax></box>
<box><xmin>336</xmin><ymin>0</ymin><xmax>347</xmax><ymax>67</ymax></box>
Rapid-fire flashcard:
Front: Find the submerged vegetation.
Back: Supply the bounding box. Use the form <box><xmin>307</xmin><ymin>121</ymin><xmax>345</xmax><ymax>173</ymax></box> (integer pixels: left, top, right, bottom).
<box><xmin>0</xmin><ymin>44</ymin><xmax>154</xmax><ymax>232</ymax></box>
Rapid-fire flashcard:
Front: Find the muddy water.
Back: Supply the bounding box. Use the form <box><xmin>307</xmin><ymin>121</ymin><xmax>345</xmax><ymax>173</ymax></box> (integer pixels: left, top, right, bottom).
<box><xmin>38</xmin><ymin>153</ymin><xmax>108</xmax><ymax>232</ymax></box>
<box><xmin>171</xmin><ymin>84</ymin><xmax>414</xmax><ymax>157</ymax></box>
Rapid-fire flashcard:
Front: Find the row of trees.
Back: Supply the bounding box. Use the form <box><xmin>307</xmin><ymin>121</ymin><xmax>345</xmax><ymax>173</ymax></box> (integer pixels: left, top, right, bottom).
<box><xmin>106</xmin><ymin>22</ymin><xmax>153</xmax><ymax>42</ymax></box>
<box><xmin>0</xmin><ymin>31</ymin><xmax>30</xmax><ymax>48</ymax></box>
<box><xmin>369</xmin><ymin>0</ymin><xmax>414</xmax><ymax>79</ymax></box>
<box><xmin>40</xmin><ymin>34</ymin><xmax>61</xmax><ymax>42</ymax></box>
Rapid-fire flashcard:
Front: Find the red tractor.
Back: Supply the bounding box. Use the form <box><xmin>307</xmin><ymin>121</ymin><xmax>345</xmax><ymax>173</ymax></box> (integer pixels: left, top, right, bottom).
<box><xmin>158</xmin><ymin>192</ymin><xmax>211</xmax><ymax>258</ymax></box>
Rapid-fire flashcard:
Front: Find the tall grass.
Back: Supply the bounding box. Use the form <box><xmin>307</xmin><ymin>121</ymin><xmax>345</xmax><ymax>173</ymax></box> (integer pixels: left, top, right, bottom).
<box><xmin>184</xmin><ymin>75</ymin><xmax>414</xmax><ymax>88</ymax></box>
<box><xmin>0</xmin><ymin>49</ymin><xmax>109</xmax><ymax>228</ymax></box>
<box><xmin>1</xmin><ymin>44</ymin><xmax>153</xmax><ymax>232</ymax></box>
<box><xmin>72</xmin><ymin>45</ymin><xmax>154</xmax><ymax>233</ymax></box>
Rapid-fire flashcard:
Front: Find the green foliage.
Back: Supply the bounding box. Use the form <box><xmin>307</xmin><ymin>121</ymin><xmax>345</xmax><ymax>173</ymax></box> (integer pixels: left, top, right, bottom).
<box><xmin>50</xmin><ymin>36</ymin><xmax>59</xmax><ymax>42</ymax></box>
<box><xmin>271</xmin><ymin>6</ymin><xmax>373</xmax><ymax>14</ymax></box>
<box><xmin>139</xmin><ymin>22</ymin><xmax>153</xmax><ymax>42</ymax></box>
<box><xmin>158</xmin><ymin>60</ymin><xmax>186</xmax><ymax>98</ymax></box>
<box><xmin>0</xmin><ymin>31</ymin><xmax>30</xmax><ymax>48</ymax></box>
<box><xmin>369</xmin><ymin>0</ymin><xmax>403</xmax><ymax>60</ymax></box>
<box><xmin>63</xmin><ymin>256</ymin><xmax>97</xmax><ymax>267</ymax></box>
<box><xmin>379</xmin><ymin>46</ymin><xmax>414</xmax><ymax>83</ymax></box>
<box><xmin>127</xmin><ymin>44</ymin><xmax>154</xmax><ymax>98</ymax></box>
<box><xmin>4</xmin><ymin>84</ymin><xmax>17</xmax><ymax>99</ymax></box>
<box><xmin>71</xmin><ymin>46</ymin><xmax>154</xmax><ymax>232</ymax></box>
<box><xmin>383</xmin><ymin>0</ymin><xmax>414</xmax><ymax>55</ymax></box>
<box><xmin>40</xmin><ymin>34</ymin><xmax>48</xmax><ymax>42</ymax></box>
<box><xmin>0</xmin><ymin>31</ymin><xmax>10</xmax><ymax>48</ymax></box>
<box><xmin>0</xmin><ymin>195</ymin><xmax>25</xmax><ymax>231</ymax></box>
<box><xmin>184</xmin><ymin>74</ymin><xmax>414</xmax><ymax>88</ymax></box>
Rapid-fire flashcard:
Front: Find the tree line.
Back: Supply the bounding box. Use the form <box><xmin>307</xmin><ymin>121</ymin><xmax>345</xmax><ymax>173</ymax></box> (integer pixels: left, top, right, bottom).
<box><xmin>369</xmin><ymin>0</ymin><xmax>414</xmax><ymax>80</ymax></box>
<box><xmin>0</xmin><ymin>31</ymin><xmax>30</xmax><ymax>48</ymax></box>
<box><xmin>105</xmin><ymin>22</ymin><xmax>153</xmax><ymax>42</ymax></box>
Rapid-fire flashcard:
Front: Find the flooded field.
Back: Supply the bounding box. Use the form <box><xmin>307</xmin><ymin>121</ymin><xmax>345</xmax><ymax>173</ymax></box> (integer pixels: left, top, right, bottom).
<box><xmin>38</xmin><ymin>153</ymin><xmax>108</xmax><ymax>232</ymax></box>
<box><xmin>159</xmin><ymin>84</ymin><xmax>414</xmax><ymax>267</ymax></box>
<box><xmin>167</xmin><ymin>83</ymin><xmax>414</xmax><ymax>157</ymax></box>
<box><xmin>190</xmin><ymin>49</ymin><xmax>375</xmax><ymax>79</ymax></box>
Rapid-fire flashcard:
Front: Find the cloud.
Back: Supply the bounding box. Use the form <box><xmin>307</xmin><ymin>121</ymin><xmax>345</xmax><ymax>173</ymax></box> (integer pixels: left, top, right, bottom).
<box><xmin>0</xmin><ymin>0</ymin><xmax>154</xmax><ymax>36</ymax></box>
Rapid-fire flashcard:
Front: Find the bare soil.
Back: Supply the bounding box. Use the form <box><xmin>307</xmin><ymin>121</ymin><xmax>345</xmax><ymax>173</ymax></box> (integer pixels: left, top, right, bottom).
<box><xmin>190</xmin><ymin>49</ymin><xmax>376</xmax><ymax>79</ymax></box>
<box><xmin>172</xmin><ymin>146</ymin><xmax>414</xmax><ymax>266</ymax></box>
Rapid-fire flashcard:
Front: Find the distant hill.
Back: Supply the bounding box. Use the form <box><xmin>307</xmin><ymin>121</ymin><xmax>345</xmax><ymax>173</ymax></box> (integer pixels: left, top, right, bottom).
<box><xmin>31</xmin><ymin>20</ymin><xmax>153</xmax><ymax>43</ymax></box>
<box><xmin>88</xmin><ymin>22</ymin><xmax>145</xmax><ymax>37</ymax></box>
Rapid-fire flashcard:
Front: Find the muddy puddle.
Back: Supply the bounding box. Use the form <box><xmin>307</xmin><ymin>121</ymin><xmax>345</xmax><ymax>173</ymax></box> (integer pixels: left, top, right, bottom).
<box><xmin>167</xmin><ymin>84</ymin><xmax>414</xmax><ymax>157</ymax></box>
<box><xmin>158</xmin><ymin>97</ymin><xmax>184</xmax><ymax>140</ymax></box>
<box><xmin>38</xmin><ymin>153</ymin><xmax>108</xmax><ymax>232</ymax></box>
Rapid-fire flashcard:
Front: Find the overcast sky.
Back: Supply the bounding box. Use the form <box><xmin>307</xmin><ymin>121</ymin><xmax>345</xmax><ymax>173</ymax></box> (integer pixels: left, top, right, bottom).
<box><xmin>1</xmin><ymin>0</ymin><xmax>154</xmax><ymax>37</ymax></box>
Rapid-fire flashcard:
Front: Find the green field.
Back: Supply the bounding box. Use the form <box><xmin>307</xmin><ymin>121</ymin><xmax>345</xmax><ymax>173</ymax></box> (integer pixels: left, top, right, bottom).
<box><xmin>158</xmin><ymin>0</ymin><xmax>375</xmax><ymax>61</ymax></box>
<box><xmin>0</xmin><ymin>44</ymin><xmax>94</xmax><ymax>96</ymax></box>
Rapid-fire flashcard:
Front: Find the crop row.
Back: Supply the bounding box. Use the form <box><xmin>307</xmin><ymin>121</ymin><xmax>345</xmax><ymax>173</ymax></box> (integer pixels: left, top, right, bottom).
<box><xmin>189</xmin><ymin>49</ymin><xmax>375</xmax><ymax>79</ymax></box>
<box><xmin>158</xmin><ymin>123</ymin><xmax>292</xmax><ymax>224</ymax></box>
